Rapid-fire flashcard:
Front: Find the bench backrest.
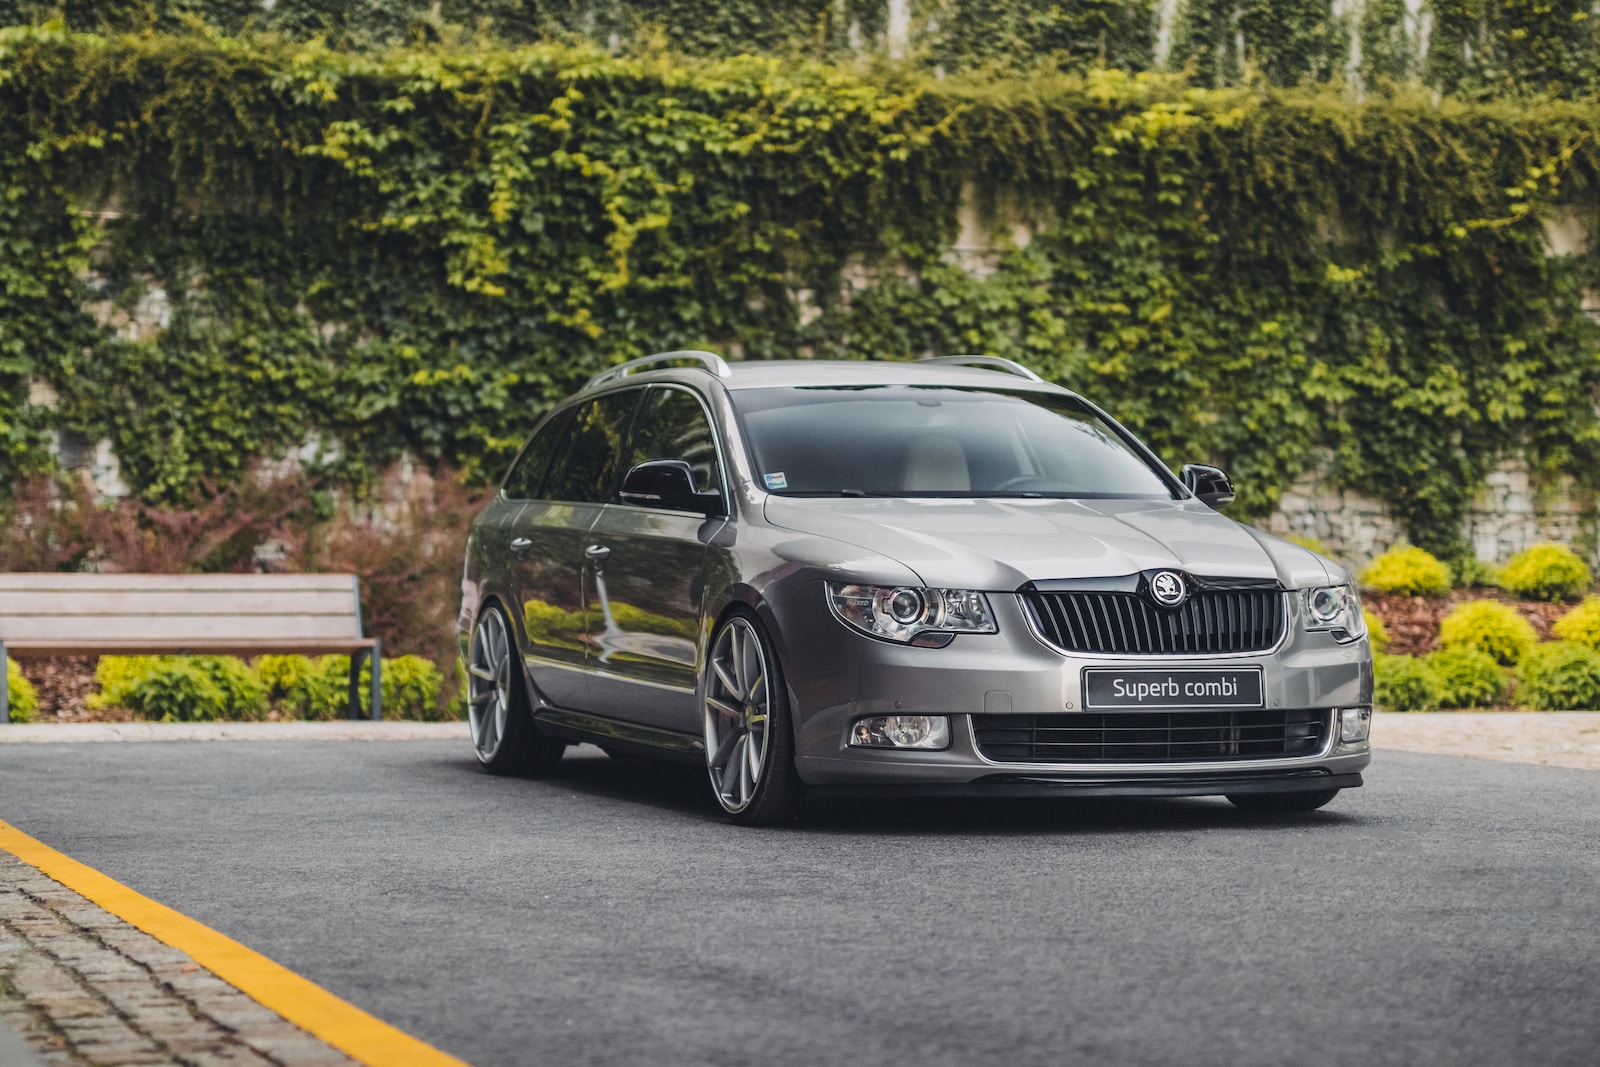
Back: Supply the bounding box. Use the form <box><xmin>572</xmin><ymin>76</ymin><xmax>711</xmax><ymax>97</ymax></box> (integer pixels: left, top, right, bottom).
<box><xmin>0</xmin><ymin>573</ymin><xmax>365</xmax><ymax>646</ymax></box>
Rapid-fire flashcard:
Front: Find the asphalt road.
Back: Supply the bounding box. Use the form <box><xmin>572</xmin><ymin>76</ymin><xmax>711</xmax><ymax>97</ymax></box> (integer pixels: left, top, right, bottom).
<box><xmin>1</xmin><ymin>740</ymin><xmax>1596</xmax><ymax>1067</ymax></box>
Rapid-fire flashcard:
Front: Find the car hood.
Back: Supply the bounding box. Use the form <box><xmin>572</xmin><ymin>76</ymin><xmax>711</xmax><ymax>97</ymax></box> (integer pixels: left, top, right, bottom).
<box><xmin>763</xmin><ymin>496</ymin><xmax>1334</xmax><ymax>591</ymax></box>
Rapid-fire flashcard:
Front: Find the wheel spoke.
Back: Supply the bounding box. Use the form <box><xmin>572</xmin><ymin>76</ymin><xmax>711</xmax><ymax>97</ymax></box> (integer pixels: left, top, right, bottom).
<box><xmin>709</xmin><ymin>727</ymin><xmax>740</xmax><ymax>771</ymax></box>
<box><xmin>470</xmin><ymin>687</ymin><xmax>494</xmax><ymax>706</ymax></box>
<box><xmin>738</xmin><ymin>740</ymin><xmax>754</xmax><ymax>804</ymax></box>
<box><xmin>468</xmin><ymin>663</ymin><xmax>495</xmax><ymax>682</ymax></box>
<box><xmin>720</xmin><ymin>736</ymin><xmax>745</xmax><ymax>796</ymax></box>
<box><xmin>707</xmin><ymin>694</ymin><xmax>743</xmax><ymax>721</ymax></box>
<box><xmin>712</xmin><ymin>659</ymin><xmax>741</xmax><ymax>700</ymax></box>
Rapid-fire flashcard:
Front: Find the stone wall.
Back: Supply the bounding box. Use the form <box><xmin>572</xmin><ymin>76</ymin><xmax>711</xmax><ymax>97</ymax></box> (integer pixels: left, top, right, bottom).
<box><xmin>1263</xmin><ymin>455</ymin><xmax>1597</xmax><ymax>571</ymax></box>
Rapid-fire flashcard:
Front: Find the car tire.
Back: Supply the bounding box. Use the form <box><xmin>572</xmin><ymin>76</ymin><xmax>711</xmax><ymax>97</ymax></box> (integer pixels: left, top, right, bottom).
<box><xmin>702</xmin><ymin>611</ymin><xmax>804</xmax><ymax>826</ymax></box>
<box><xmin>467</xmin><ymin>602</ymin><xmax>565</xmax><ymax>777</ymax></box>
<box><xmin>1225</xmin><ymin>788</ymin><xmax>1340</xmax><ymax>813</ymax></box>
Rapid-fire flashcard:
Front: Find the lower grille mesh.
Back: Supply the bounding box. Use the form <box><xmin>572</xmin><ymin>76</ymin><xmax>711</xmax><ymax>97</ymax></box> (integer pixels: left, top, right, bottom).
<box><xmin>972</xmin><ymin>710</ymin><xmax>1328</xmax><ymax>763</ymax></box>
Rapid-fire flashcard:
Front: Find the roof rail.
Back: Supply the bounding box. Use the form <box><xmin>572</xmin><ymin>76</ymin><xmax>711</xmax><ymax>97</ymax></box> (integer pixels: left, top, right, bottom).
<box><xmin>583</xmin><ymin>350</ymin><xmax>732</xmax><ymax>391</ymax></box>
<box><xmin>918</xmin><ymin>355</ymin><xmax>1044</xmax><ymax>383</ymax></box>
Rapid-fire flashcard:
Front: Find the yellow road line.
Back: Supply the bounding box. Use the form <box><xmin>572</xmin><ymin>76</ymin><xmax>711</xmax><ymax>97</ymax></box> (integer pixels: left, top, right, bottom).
<box><xmin>0</xmin><ymin>819</ymin><xmax>470</xmax><ymax>1067</ymax></box>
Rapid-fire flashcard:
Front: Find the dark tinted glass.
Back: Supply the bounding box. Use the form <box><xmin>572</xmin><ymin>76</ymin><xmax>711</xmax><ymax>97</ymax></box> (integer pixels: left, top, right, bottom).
<box><xmin>625</xmin><ymin>387</ymin><xmax>722</xmax><ymax>495</ymax></box>
<box><xmin>732</xmin><ymin>385</ymin><xmax>1177</xmax><ymax>498</ymax></box>
<box><xmin>542</xmin><ymin>390</ymin><xmax>641</xmax><ymax>504</ymax></box>
<box><xmin>502</xmin><ymin>408</ymin><xmax>572</xmax><ymax>500</ymax></box>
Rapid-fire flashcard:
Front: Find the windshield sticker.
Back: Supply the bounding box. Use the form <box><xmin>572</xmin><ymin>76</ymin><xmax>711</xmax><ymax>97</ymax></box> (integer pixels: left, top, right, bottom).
<box><xmin>763</xmin><ymin>472</ymin><xmax>788</xmax><ymax>490</ymax></box>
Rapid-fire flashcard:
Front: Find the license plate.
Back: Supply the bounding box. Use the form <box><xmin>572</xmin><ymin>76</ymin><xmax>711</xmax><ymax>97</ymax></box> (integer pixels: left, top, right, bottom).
<box><xmin>1082</xmin><ymin>667</ymin><xmax>1264</xmax><ymax>710</ymax></box>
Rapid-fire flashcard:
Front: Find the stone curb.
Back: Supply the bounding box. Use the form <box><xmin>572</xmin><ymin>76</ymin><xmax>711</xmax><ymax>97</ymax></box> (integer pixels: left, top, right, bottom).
<box><xmin>0</xmin><ymin>722</ymin><xmax>465</xmax><ymax>744</ymax></box>
<box><xmin>0</xmin><ymin>852</ymin><xmax>359</xmax><ymax>1067</ymax></box>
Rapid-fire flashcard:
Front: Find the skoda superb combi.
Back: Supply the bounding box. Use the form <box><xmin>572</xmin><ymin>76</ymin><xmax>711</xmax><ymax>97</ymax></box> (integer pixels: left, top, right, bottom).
<box><xmin>458</xmin><ymin>352</ymin><xmax>1373</xmax><ymax>825</ymax></box>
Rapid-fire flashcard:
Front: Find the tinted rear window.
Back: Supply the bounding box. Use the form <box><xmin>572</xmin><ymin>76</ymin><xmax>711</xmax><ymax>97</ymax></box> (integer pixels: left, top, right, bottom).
<box><xmin>731</xmin><ymin>385</ymin><xmax>1177</xmax><ymax>499</ymax></box>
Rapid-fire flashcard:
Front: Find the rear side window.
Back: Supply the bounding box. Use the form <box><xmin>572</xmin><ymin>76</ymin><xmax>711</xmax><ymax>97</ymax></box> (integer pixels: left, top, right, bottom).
<box><xmin>541</xmin><ymin>390</ymin><xmax>642</xmax><ymax>504</ymax></box>
<box><xmin>625</xmin><ymin>386</ymin><xmax>723</xmax><ymax>496</ymax></box>
<box><xmin>502</xmin><ymin>408</ymin><xmax>573</xmax><ymax>500</ymax></box>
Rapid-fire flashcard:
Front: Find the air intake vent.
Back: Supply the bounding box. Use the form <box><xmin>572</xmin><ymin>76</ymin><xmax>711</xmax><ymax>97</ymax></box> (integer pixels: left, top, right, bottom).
<box><xmin>1021</xmin><ymin>588</ymin><xmax>1285</xmax><ymax>656</ymax></box>
<box><xmin>972</xmin><ymin>710</ymin><xmax>1329</xmax><ymax>763</ymax></box>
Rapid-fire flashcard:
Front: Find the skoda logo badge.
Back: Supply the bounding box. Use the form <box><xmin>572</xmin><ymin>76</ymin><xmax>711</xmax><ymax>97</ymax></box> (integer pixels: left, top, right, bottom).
<box><xmin>1150</xmin><ymin>571</ymin><xmax>1187</xmax><ymax>608</ymax></box>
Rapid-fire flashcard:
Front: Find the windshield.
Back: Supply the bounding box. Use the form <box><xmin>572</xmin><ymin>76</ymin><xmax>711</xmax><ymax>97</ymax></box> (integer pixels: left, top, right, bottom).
<box><xmin>732</xmin><ymin>385</ymin><xmax>1179</xmax><ymax>499</ymax></box>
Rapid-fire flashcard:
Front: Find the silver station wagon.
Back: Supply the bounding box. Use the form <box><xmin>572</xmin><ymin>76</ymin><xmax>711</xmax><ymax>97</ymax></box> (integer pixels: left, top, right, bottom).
<box><xmin>458</xmin><ymin>352</ymin><xmax>1373</xmax><ymax>824</ymax></box>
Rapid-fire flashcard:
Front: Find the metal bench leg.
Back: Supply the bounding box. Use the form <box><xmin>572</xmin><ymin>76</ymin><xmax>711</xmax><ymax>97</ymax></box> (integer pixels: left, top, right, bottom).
<box><xmin>1</xmin><ymin>641</ymin><xmax>9</xmax><ymax>724</ymax></box>
<box><xmin>370</xmin><ymin>639</ymin><xmax>382</xmax><ymax>722</ymax></box>
<box><xmin>347</xmin><ymin>648</ymin><xmax>370</xmax><ymax>721</ymax></box>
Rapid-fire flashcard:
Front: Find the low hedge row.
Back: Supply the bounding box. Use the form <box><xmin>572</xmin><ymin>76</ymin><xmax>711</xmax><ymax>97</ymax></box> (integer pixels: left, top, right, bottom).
<box><xmin>88</xmin><ymin>653</ymin><xmax>456</xmax><ymax>722</ymax></box>
<box><xmin>1374</xmin><ymin>594</ymin><xmax>1600</xmax><ymax>711</ymax></box>
<box><xmin>1360</xmin><ymin>543</ymin><xmax>1593</xmax><ymax>601</ymax></box>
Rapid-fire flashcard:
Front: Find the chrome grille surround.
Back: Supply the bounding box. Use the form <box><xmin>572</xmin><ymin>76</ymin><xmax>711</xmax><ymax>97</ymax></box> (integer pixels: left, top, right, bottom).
<box><xmin>1019</xmin><ymin>573</ymin><xmax>1287</xmax><ymax>657</ymax></box>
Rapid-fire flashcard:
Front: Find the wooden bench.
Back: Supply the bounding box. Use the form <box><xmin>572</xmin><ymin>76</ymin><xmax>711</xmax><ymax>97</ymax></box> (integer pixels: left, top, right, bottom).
<box><xmin>0</xmin><ymin>574</ymin><xmax>380</xmax><ymax>723</ymax></box>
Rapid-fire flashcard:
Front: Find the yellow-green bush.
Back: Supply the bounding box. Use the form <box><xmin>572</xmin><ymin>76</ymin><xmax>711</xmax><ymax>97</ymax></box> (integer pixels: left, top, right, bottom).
<box><xmin>88</xmin><ymin>656</ymin><xmax>167</xmax><ymax>710</ymax></box>
<box><xmin>6</xmin><ymin>660</ymin><xmax>39</xmax><ymax>722</ymax></box>
<box><xmin>1425</xmin><ymin>646</ymin><xmax>1510</xmax><ymax>709</ymax></box>
<box><xmin>1452</xmin><ymin>558</ymin><xmax>1502</xmax><ymax>590</ymax></box>
<box><xmin>1499</xmin><ymin>544</ymin><xmax>1592</xmax><ymax>602</ymax></box>
<box><xmin>1359</xmin><ymin>547</ymin><xmax>1452</xmax><ymax>597</ymax></box>
<box><xmin>1519</xmin><ymin>642</ymin><xmax>1600</xmax><ymax>711</ymax></box>
<box><xmin>1552</xmin><ymin>596</ymin><xmax>1600</xmax><ymax>651</ymax></box>
<box><xmin>1374</xmin><ymin>654</ymin><xmax>1442</xmax><ymax>712</ymax></box>
<box><xmin>257</xmin><ymin>653</ymin><xmax>450</xmax><ymax>720</ymax></box>
<box><xmin>1437</xmin><ymin>600</ymin><xmax>1538</xmax><ymax>667</ymax></box>
<box><xmin>93</xmin><ymin>655</ymin><xmax>267</xmax><ymax>721</ymax></box>
<box><xmin>1362</xmin><ymin>609</ymin><xmax>1390</xmax><ymax>652</ymax></box>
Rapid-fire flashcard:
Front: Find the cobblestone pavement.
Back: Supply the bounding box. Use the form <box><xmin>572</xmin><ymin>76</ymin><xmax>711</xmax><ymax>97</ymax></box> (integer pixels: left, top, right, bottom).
<box><xmin>0</xmin><ymin>852</ymin><xmax>357</xmax><ymax>1067</ymax></box>
<box><xmin>1375</xmin><ymin>710</ymin><xmax>1600</xmax><ymax>771</ymax></box>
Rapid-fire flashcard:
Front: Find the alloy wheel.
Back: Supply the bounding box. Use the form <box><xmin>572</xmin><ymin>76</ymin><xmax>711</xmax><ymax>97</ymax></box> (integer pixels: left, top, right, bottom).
<box><xmin>704</xmin><ymin>616</ymin><xmax>771</xmax><ymax>813</ymax></box>
<box><xmin>468</xmin><ymin>608</ymin><xmax>513</xmax><ymax>762</ymax></box>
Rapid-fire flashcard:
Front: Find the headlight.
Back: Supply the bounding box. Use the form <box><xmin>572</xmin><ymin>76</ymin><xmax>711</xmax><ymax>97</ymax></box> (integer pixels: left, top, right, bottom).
<box><xmin>1303</xmin><ymin>584</ymin><xmax>1365</xmax><ymax>643</ymax></box>
<box><xmin>826</xmin><ymin>583</ymin><xmax>997</xmax><ymax>645</ymax></box>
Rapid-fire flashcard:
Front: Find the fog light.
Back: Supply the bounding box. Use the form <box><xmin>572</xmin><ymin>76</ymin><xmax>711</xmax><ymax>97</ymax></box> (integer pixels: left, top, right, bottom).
<box><xmin>849</xmin><ymin>715</ymin><xmax>951</xmax><ymax>750</ymax></box>
<box><xmin>1339</xmin><ymin>707</ymin><xmax>1372</xmax><ymax>743</ymax></box>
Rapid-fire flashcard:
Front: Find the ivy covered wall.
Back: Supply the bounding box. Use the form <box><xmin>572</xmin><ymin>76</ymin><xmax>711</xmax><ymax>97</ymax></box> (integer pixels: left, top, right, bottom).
<box><xmin>1</xmin><ymin>27</ymin><xmax>1600</xmax><ymax>564</ymax></box>
<box><xmin>5</xmin><ymin>2</ymin><xmax>1600</xmax><ymax>95</ymax></box>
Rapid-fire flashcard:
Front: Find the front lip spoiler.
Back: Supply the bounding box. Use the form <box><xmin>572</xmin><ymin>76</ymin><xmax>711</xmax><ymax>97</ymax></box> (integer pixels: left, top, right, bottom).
<box><xmin>806</xmin><ymin>770</ymin><xmax>1362</xmax><ymax>801</ymax></box>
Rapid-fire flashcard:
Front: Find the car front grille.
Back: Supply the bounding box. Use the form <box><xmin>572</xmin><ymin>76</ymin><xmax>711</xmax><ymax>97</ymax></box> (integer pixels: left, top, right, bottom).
<box><xmin>971</xmin><ymin>710</ymin><xmax>1329</xmax><ymax>763</ymax></box>
<box><xmin>1021</xmin><ymin>588</ymin><xmax>1285</xmax><ymax>655</ymax></box>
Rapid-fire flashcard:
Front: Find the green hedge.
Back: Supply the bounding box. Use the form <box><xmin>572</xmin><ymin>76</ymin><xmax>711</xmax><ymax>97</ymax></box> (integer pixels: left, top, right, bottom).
<box><xmin>4</xmin><ymin>30</ymin><xmax>1600</xmax><ymax>557</ymax></box>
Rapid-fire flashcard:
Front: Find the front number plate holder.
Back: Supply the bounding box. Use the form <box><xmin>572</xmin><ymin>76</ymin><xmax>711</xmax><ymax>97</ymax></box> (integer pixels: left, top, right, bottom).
<box><xmin>1082</xmin><ymin>667</ymin><xmax>1265</xmax><ymax>710</ymax></box>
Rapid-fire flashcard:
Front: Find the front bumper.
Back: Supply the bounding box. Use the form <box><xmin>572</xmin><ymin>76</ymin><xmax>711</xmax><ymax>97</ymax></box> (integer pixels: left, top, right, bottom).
<box><xmin>773</xmin><ymin>583</ymin><xmax>1373</xmax><ymax>793</ymax></box>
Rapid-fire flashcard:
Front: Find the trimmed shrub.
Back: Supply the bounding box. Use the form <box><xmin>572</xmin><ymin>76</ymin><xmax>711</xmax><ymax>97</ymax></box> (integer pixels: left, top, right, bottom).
<box><xmin>1452</xmin><ymin>557</ymin><xmax>1502</xmax><ymax>590</ymax></box>
<box><xmin>1499</xmin><ymin>543</ymin><xmax>1592</xmax><ymax>602</ymax></box>
<box><xmin>375</xmin><ymin>655</ymin><xmax>448</xmax><ymax>721</ymax></box>
<box><xmin>1437</xmin><ymin>600</ymin><xmax>1538</xmax><ymax>667</ymax></box>
<box><xmin>1360</xmin><ymin>546</ymin><xmax>1452</xmax><ymax>597</ymax></box>
<box><xmin>6</xmin><ymin>660</ymin><xmax>40</xmax><ymax>723</ymax></box>
<box><xmin>1374</xmin><ymin>654</ymin><xmax>1442</xmax><ymax>712</ymax></box>
<box><xmin>88</xmin><ymin>656</ymin><xmax>168</xmax><ymax>711</ymax></box>
<box><xmin>1552</xmin><ymin>596</ymin><xmax>1600</xmax><ymax>652</ymax></box>
<box><xmin>1425</xmin><ymin>646</ymin><xmax>1509</xmax><ymax>709</ymax></box>
<box><xmin>126</xmin><ymin>660</ymin><xmax>228</xmax><ymax>722</ymax></box>
<box><xmin>258</xmin><ymin>653</ymin><xmax>450</xmax><ymax>720</ymax></box>
<box><xmin>1519</xmin><ymin>642</ymin><xmax>1600</xmax><ymax>711</ymax></box>
<box><xmin>258</xmin><ymin>654</ymin><xmax>347</xmax><ymax>720</ymax></box>
<box><xmin>191</xmin><ymin>657</ymin><xmax>269</xmax><ymax>720</ymax></box>
<box><xmin>1363</xmin><ymin>609</ymin><xmax>1390</xmax><ymax>652</ymax></box>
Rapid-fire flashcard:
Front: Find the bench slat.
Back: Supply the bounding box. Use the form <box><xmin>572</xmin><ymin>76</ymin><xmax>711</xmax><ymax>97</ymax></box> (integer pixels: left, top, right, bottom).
<box><xmin>0</xmin><ymin>573</ymin><xmax>359</xmax><ymax>592</ymax></box>
<box><xmin>0</xmin><ymin>590</ymin><xmax>361</xmax><ymax>618</ymax></box>
<box><xmin>4</xmin><ymin>617</ymin><xmax>364</xmax><ymax>642</ymax></box>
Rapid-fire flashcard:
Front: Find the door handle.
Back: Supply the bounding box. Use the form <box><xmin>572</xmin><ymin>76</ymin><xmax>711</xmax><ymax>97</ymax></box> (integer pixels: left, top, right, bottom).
<box><xmin>510</xmin><ymin>537</ymin><xmax>533</xmax><ymax>557</ymax></box>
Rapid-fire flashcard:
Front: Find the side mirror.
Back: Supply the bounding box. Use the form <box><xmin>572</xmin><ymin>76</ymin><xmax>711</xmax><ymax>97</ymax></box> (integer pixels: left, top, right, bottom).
<box><xmin>1180</xmin><ymin>463</ymin><xmax>1236</xmax><ymax>509</ymax></box>
<box><xmin>619</xmin><ymin>460</ymin><xmax>722</xmax><ymax>516</ymax></box>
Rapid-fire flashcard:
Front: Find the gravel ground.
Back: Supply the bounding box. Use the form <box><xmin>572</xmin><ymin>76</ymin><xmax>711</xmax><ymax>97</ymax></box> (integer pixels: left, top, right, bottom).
<box><xmin>1375</xmin><ymin>709</ymin><xmax>1600</xmax><ymax>770</ymax></box>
